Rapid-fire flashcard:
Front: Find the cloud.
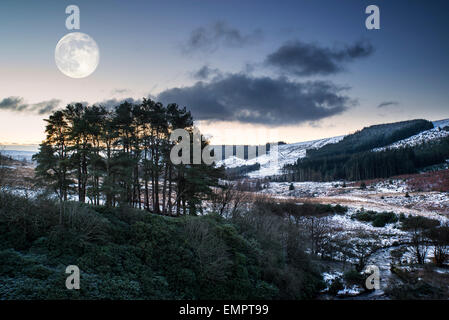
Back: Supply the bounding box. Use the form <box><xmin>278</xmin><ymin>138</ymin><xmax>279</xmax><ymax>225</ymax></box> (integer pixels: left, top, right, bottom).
<box><xmin>0</xmin><ymin>96</ymin><xmax>61</xmax><ymax>114</ymax></box>
<box><xmin>158</xmin><ymin>73</ymin><xmax>353</xmax><ymax>125</ymax></box>
<box><xmin>377</xmin><ymin>101</ymin><xmax>399</xmax><ymax>108</ymax></box>
<box><xmin>192</xmin><ymin>65</ymin><xmax>222</xmax><ymax>80</ymax></box>
<box><xmin>93</xmin><ymin>97</ymin><xmax>143</xmax><ymax>110</ymax></box>
<box><xmin>184</xmin><ymin>21</ymin><xmax>263</xmax><ymax>53</ymax></box>
<box><xmin>265</xmin><ymin>40</ymin><xmax>374</xmax><ymax>76</ymax></box>
<box><xmin>111</xmin><ymin>88</ymin><xmax>132</xmax><ymax>95</ymax></box>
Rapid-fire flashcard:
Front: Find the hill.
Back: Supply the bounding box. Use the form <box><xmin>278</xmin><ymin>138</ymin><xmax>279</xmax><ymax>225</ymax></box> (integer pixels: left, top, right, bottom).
<box><xmin>286</xmin><ymin>119</ymin><xmax>449</xmax><ymax>181</ymax></box>
<box><xmin>216</xmin><ymin>136</ymin><xmax>344</xmax><ymax>178</ymax></box>
<box><xmin>306</xmin><ymin>119</ymin><xmax>434</xmax><ymax>159</ymax></box>
<box><xmin>216</xmin><ymin>118</ymin><xmax>448</xmax><ymax>179</ymax></box>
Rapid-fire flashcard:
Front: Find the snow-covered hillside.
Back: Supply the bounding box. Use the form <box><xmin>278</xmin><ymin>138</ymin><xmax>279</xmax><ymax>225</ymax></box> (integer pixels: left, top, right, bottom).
<box><xmin>433</xmin><ymin>119</ymin><xmax>449</xmax><ymax>129</ymax></box>
<box><xmin>0</xmin><ymin>150</ymin><xmax>36</xmax><ymax>162</ymax></box>
<box><xmin>216</xmin><ymin>135</ymin><xmax>344</xmax><ymax>178</ymax></box>
<box><xmin>373</xmin><ymin>118</ymin><xmax>449</xmax><ymax>152</ymax></box>
<box><xmin>216</xmin><ymin>118</ymin><xmax>449</xmax><ymax>178</ymax></box>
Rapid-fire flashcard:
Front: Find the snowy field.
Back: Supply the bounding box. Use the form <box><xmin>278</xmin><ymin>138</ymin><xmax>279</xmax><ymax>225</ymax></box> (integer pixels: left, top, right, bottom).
<box><xmin>260</xmin><ymin>180</ymin><xmax>449</xmax><ymax>222</ymax></box>
<box><xmin>215</xmin><ymin>135</ymin><xmax>344</xmax><ymax>178</ymax></box>
<box><xmin>216</xmin><ymin>118</ymin><xmax>449</xmax><ymax>179</ymax></box>
<box><xmin>252</xmin><ymin>177</ymin><xmax>449</xmax><ymax>298</ymax></box>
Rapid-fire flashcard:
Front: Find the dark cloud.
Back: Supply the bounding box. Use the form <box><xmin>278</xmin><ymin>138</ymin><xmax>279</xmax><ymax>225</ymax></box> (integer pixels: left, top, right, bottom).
<box><xmin>0</xmin><ymin>96</ymin><xmax>61</xmax><ymax>114</ymax></box>
<box><xmin>377</xmin><ymin>101</ymin><xmax>399</xmax><ymax>108</ymax></box>
<box><xmin>192</xmin><ymin>65</ymin><xmax>222</xmax><ymax>80</ymax></box>
<box><xmin>93</xmin><ymin>97</ymin><xmax>143</xmax><ymax>110</ymax></box>
<box><xmin>0</xmin><ymin>97</ymin><xmax>23</xmax><ymax>110</ymax></box>
<box><xmin>184</xmin><ymin>21</ymin><xmax>263</xmax><ymax>53</ymax></box>
<box><xmin>266</xmin><ymin>40</ymin><xmax>374</xmax><ymax>76</ymax></box>
<box><xmin>158</xmin><ymin>74</ymin><xmax>352</xmax><ymax>125</ymax></box>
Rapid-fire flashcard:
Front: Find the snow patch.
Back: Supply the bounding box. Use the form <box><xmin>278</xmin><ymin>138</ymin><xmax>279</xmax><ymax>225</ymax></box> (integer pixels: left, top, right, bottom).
<box><xmin>216</xmin><ymin>136</ymin><xmax>344</xmax><ymax>178</ymax></box>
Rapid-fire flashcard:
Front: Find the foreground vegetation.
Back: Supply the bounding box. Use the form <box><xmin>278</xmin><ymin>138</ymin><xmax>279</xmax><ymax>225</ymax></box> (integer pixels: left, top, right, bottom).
<box><xmin>0</xmin><ymin>192</ymin><xmax>324</xmax><ymax>299</ymax></box>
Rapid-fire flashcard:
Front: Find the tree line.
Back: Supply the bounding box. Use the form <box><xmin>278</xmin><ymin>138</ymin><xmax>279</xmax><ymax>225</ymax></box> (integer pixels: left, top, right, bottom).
<box><xmin>33</xmin><ymin>99</ymin><xmax>223</xmax><ymax>215</ymax></box>
<box><xmin>282</xmin><ymin>120</ymin><xmax>449</xmax><ymax>182</ymax></box>
<box><xmin>306</xmin><ymin>119</ymin><xmax>433</xmax><ymax>159</ymax></box>
<box><xmin>283</xmin><ymin>135</ymin><xmax>449</xmax><ymax>182</ymax></box>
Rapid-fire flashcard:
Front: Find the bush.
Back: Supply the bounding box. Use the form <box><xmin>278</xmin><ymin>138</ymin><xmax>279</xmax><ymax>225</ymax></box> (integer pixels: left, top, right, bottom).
<box><xmin>333</xmin><ymin>204</ymin><xmax>348</xmax><ymax>215</ymax></box>
<box><xmin>385</xmin><ymin>281</ymin><xmax>446</xmax><ymax>299</ymax></box>
<box><xmin>344</xmin><ymin>270</ymin><xmax>365</xmax><ymax>287</ymax></box>
<box><xmin>253</xmin><ymin>200</ymin><xmax>348</xmax><ymax>218</ymax></box>
<box><xmin>328</xmin><ymin>278</ymin><xmax>344</xmax><ymax>295</ymax></box>
<box><xmin>0</xmin><ymin>192</ymin><xmax>324</xmax><ymax>300</ymax></box>
<box><xmin>352</xmin><ymin>210</ymin><xmax>398</xmax><ymax>227</ymax></box>
<box><xmin>372</xmin><ymin>212</ymin><xmax>398</xmax><ymax>227</ymax></box>
<box><xmin>400</xmin><ymin>216</ymin><xmax>440</xmax><ymax>231</ymax></box>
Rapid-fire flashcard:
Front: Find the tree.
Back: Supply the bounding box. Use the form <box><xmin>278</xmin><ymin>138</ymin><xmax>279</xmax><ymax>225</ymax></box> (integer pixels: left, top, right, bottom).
<box><xmin>426</xmin><ymin>225</ymin><xmax>449</xmax><ymax>266</ymax></box>
<box><xmin>33</xmin><ymin>99</ymin><xmax>223</xmax><ymax>216</ymax></box>
<box><xmin>401</xmin><ymin>216</ymin><xmax>439</xmax><ymax>264</ymax></box>
<box><xmin>303</xmin><ymin>215</ymin><xmax>331</xmax><ymax>256</ymax></box>
<box><xmin>0</xmin><ymin>151</ymin><xmax>7</xmax><ymax>188</ymax></box>
<box><xmin>34</xmin><ymin>111</ymin><xmax>71</xmax><ymax>204</ymax></box>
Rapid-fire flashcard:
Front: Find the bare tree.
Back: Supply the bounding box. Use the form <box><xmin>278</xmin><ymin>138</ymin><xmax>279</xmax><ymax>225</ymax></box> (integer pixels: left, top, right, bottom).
<box><xmin>302</xmin><ymin>215</ymin><xmax>332</xmax><ymax>256</ymax></box>
<box><xmin>184</xmin><ymin>218</ymin><xmax>232</xmax><ymax>282</ymax></box>
<box><xmin>403</xmin><ymin>217</ymin><xmax>436</xmax><ymax>265</ymax></box>
<box><xmin>210</xmin><ymin>183</ymin><xmax>235</xmax><ymax>217</ymax></box>
<box><xmin>410</xmin><ymin>232</ymin><xmax>428</xmax><ymax>265</ymax></box>
<box><xmin>426</xmin><ymin>225</ymin><xmax>449</xmax><ymax>266</ymax></box>
<box><xmin>211</xmin><ymin>183</ymin><xmax>252</xmax><ymax>218</ymax></box>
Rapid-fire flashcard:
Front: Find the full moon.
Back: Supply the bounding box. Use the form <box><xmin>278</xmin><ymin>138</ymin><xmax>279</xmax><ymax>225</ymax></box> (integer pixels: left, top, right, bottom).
<box><xmin>55</xmin><ymin>32</ymin><xmax>100</xmax><ymax>79</ymax></box>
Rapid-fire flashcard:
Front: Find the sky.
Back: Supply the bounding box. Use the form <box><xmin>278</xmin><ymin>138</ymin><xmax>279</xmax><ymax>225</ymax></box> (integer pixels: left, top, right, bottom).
<box><xmin>0</xmin><ymin>0</ymin><xmax>448</xmax><ymax>146</ymax></box>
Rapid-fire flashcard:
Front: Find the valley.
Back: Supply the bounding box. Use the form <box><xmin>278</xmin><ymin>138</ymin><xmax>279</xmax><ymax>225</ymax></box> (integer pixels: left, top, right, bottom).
<box><xmin>1</xmin><ymin>117</ymin><xmax>449</xmax><ymax>299</ymax></box>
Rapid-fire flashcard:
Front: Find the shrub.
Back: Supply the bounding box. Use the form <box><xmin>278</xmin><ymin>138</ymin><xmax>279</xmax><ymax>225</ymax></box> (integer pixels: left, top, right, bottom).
<box><xmin>252</xmin><ymin>200</ymin><xmax>347</xmax><ymax>218</ymax></box>
<box><xmin>333</xmin><ymin>204</ymin><xmax>348</xmax><ymax>215</ymax></box>
<box><xmin>0</xmin><ymin>192</ymin><xmax>324</xmax><ymax>300</ymax></box>
<box><xmin>344</xmin><ymin>270</ymin><xmax>365</xmax><ymax>287</ymax></box>
<box><xmin>400</xmin><ymin>216</ymin><xmax>440</xmax><ymax>231</ymax></box>
<box><xmin>352</xmin><ymin>210</ymin><xmax>398</xmax><ymax>227</ymax></box>
<box><xmin>385</xmin><ymin>281</ymin><xmax>446</xmax><ymax>300</ymax></box>
<box><xmin>372</xmin><ymin>212</ymin><xmax>398</xmax><ymax>227</ymax></box>
<box><xmin>328</xmin><ymin>278</ymin><xmax>344</xmax><ymax>295</ymax></box>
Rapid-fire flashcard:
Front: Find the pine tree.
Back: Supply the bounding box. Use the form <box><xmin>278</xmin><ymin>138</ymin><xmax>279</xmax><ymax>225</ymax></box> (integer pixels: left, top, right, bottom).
<box><xmin>33</xmin><ymin>99</ymin><xmax>223</xmax><ymax>216</ymax></box>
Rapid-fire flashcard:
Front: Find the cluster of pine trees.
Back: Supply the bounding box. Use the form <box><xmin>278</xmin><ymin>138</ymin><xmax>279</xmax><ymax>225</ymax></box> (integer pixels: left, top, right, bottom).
<box><xmin>283</xmin><ymin>119</ymin><xmax>449</xmax><ymax>182</ymax></box>
<box><xmin>224</xmin><ymin>163</ymin><xmax>261</xmax><ymax>180</ymax></box>
<box><xmin>33</xmin><ymin>99</ymin><xmax>223</xmax><ymax>215</ymax></box>
<box><xmin>307</xmin><ymin>119</ymin><xmax>433</xmax><ymax>159</ymax></box>
<box><xmin>284</xmin><ymin>136</ymin><xmax>449</xmax><ymax>182</ymax></box>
